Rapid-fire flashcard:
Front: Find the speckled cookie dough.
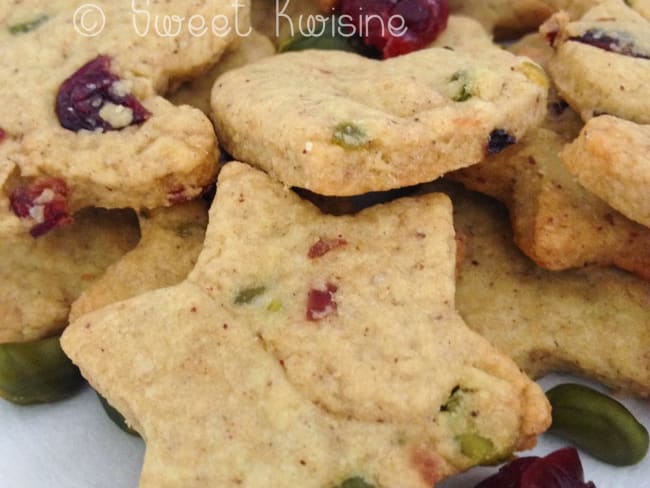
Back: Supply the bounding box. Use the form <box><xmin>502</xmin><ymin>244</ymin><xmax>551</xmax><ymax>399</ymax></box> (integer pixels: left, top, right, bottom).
<box><xmin>447</xmin><ymin>183</ymin><xmax>650</xmax><ymax>398</ymax></box>
<box><xmin>0</xmin><ymin>207</ymin><xmax>139</xmax><ymax>343</ymax></box>
<box><xmin>63</xmin><ymin>162</ymin><xmax>550</xmax><ymax>488</ymax></box>
<box><xmin>449</xmin><ymin>128</ymin><xmax>650</xmax><ymax>280</ymax></box>
<box><xmin>211</xmin><ymin>47</ymin><xmax>547</xmax><ymax>196</ymax></box>
<box><xmin>170</xmin><ymin>30</ymin><xmax>275</xmax><ymax>114</ymax></box>
<box><xmin>544</xmin><ymin>0</ymin><xmax>650</xmax><ymax>123</ymax></box>
<box><xmin>562</xmin><ymin>115</ymin><xmax>650</xmax><ymax>228</ymax></box>
<box><xmin>69</xmin><ymin>200</ymin><xmax>208</xmax><ymax>323</ymax></box>
<box><xmin>0</xmin><ymin>0</ymin><xmax>247</xmax><ymax>237</ymax></box>
<box><xmin>449</xmin><ymin>0</ymin><xmax>616</xmax><ymax>36</ymax></box>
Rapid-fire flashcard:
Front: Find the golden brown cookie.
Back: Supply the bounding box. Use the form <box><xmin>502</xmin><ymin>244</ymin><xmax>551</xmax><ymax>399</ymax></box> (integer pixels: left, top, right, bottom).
<box><xmin>0</xmin><ymin>0</ymin><xmax>246</xmax><ymax>236</ymax></box>
<box><xmin>446</xmin><ymin>183</ymin><xmax>650</xmax><ymax>398</ymax></box>
<box><xmin>69</xmin><ymin>200</ymin><xmax>208</xmax><ymax>323</ymax></box>
<box><xmin>561</xmin><ymin>115</ymin><xmax>650</xmax><ymax>228</ymax></box>
<box><xmin>211</xmin><ymin>47</ymin><xmax>547</xmax><ymax>195</ymax></box>
<box><xmin>170</xmin><ymin>30</ymin><xmax>275</xmax><ymax>115</ymax></box>
<box><xmin>544</xmin><ymin>0</ymin><xmax>650</xmax><ymax>123</ymax></box>
<box><xmin>63</xmin><ymin>162</ymin><xmax>550</xmax><ymax>487</ymax></box>
<box><xmin>449</xmin><ymin>128</ymin><xmax>650</xmax><ymax>280</ymax></box>
<box><xmin>0</xmin><ymin>208</ymin><xmax>139</xmax><ymax>343</ymax></box>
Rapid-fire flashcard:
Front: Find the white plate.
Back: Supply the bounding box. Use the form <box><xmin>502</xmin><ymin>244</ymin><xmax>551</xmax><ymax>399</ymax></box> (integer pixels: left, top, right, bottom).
<box><xmin>0</xmin><ymin>373</ymin><xmax>647</xmax><ymax>487</ymax></box>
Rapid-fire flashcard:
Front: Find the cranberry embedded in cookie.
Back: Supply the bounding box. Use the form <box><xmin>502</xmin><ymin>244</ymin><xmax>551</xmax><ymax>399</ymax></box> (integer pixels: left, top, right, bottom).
<box><xmin>570</xmin><ymin>28</ymin><xmax>650</xmax><ymax>60</ymax></box>
<box><xmin>56</xmin><ymin>56</ymin><xmax>150</xmax><ymax>132</ymax></box>
<box><xmin>10</xmin><ymin>178</ymin><xmax>72</xmax><ymax>237</ymax></box>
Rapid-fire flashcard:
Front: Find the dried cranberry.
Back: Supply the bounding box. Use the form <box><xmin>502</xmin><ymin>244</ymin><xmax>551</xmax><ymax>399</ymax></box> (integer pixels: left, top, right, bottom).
<box><xmin>56</xmin><ymin>56</ymin><xmax>150</xmax><ymax>132</ymax></box>
<box><xmin>521</xmin><ymin>448</ymin><xmax>596</xmax><ymax>488</ymax></box>
<box><xmin>475</xmin><ymin>448</ymin><xmax>596</xmax><ymax>488</ymax></box>
<box><xmin>570</xmin><ymin>29</ymin><xmax>650</xmax><ymax>60</ymax></box>
<box><xmin>487</xmin><ymin>129</ymin><xmax>516</xmax><ymax>155</ymax></box>
<box><xmin>167</xmin><ymin>187</ymin><xmax>191</xmax><ymax>205</ymax></box>
<box><xmin>10</xmin><ymin>178</ymin><xmax>73</xmax><ymax>237</ymax></box>
<box><xmin>308</xmin><ymin>236</ymin><xmax>348</xmax><ymax>258</ymax></box>
<box><xmin>0</xmin><ymin>127</ymin><xmax>6</xmax><ymax>142</ymax></box>
<box><xmin>339</xmin><ymin>0</ymin><xmax>449</xmax><ymax>58</ymax></box>
<box><xmin>306</xmin><ymin>283</ymin><xmax>338</xmax><ymax>321</ymax></box>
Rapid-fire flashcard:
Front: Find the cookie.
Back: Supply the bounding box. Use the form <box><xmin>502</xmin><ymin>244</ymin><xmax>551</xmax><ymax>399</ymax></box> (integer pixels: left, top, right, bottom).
<box><xmin>449</xmin><ymin>128</ymin><xmax>650</xmax><ymax>280</ymax></box>
<box><xmin>0</xmin><ymin>0</ymin><xmax>247</xmax><ymax>236</ymax></box>
<box><xmin>0</xmin><ymin>207</ymin><xmax>139</xmax><ymax>343</ymax></box>
<box><xmin>628</xmin><ymin>0</ymin><xmax>650</xmax><ymax>19</ymax></box>
<box><xmin>431</xmin><ymin>15</ymin><xmax>494</xmax><ymax>50</ymax></box>
<box><xmin>544</xmin><ymin>0</ymin><xmax>650</xmax><ymax>123</ymax></box>
<box><xmin>446</xmin><ymin>182</ymin><xmax>650</xmax><ymax>398</ymax></box>
<box><xmin>449</xmin><ymin>0</ymin><xmax>621</xmax><ymax>36</ymax></box>
<box><xmin>170</xmin><ymin>30</ymin><xmax>275</xmax><ymax>115</ymax></box>
<box><xmin>251</xmin><ymin>0</ymin><xmax>319</xmax><ymax>45</ymax></box>
<box><xmin>449</xmin><ymin>0</ymin><xmax>554</xmax><ymax>37</ymax></box>
<box><xmin>561</xmin><ymin>115</ymin><xmax>650</xmax><ymax>228</ymax></box>
<box><xmin>507</xmin><ymin>31</ymin><xmax>584</xmax><ymax>139</ymax></box>
<box><xmin>62</xmin><ymin>162</ymin><xmax>550</xmax><ymax>487</ymax></box>
<box><xmin>69</xmin><ymin>200</ymin><xmax>208</xmax><ymax>324</ymax></box>
<box><xmin>211</xmin><ymin>47</ymin><xmax>547</xmax><ymax>196</ymax></box>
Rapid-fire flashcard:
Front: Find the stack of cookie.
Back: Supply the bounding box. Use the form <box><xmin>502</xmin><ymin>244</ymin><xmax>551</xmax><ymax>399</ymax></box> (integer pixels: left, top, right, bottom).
<box><xmin>1</xmin><ymin>0</ymin><xmax>648</xmax><ymax>486</ymax></box>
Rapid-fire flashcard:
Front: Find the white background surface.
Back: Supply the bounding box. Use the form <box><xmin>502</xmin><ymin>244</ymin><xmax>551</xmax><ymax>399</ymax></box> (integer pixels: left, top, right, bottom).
<box><xmin>0</xmin><ymin>373</ymin><xmax>647</xmax><ymax>487</ymax></box>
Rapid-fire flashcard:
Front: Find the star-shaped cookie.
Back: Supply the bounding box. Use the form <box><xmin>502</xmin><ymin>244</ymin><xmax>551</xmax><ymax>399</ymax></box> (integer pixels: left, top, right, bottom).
<box><xmin>562</xmin><ymin>115</ymin><xmax>650</xmax><ymax>228</ymax></box>
<box><xmin>62</xmin><ymin>162</ymin><xmax>549</xmax><ymax>487</ymax></box>
<box><xmin>449</xmin><ymin>128</ymin><xmax>650</xmax><ymax>280</ymax></box>
<box><xmin>69</xmin><ymin>200</ymin><xmax>208</xmax><ymax>323</ymax></box>
<box><xmin>445</xmin><ymin>182</ymin><xmax>650</xmax><ymax>398</ymax></box>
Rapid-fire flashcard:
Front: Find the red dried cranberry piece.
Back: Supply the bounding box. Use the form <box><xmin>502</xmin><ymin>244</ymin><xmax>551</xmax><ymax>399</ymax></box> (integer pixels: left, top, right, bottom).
<box><xmin>475</xmin><ymin>448</ymin><xmax>596</xmax><ymax>488</ymax></box>
<box><xmin>475</xmin><ymin>457</ymin><xmax>539</xmax><ymax>488</ymax></box>
<box><xmin>0</xmin><ymin>127</ymin><xmax>6</xmax><ymax>143</ymax></box>
<box><xmin>339</xmin><ymin>0</ymin><xmax>449</xmax><ymax>58</ymax></box>
<box><xmin>570</xmin><ymin>29</ymin><xmax>650</xmax><ymax>60</ymax></box>
<box><xmin>308</xmin><ymin>236</ymin><xmax>348</xmax><ymax>258</ymax></box>
<box><xmin>56</xmin><ymin>56</ymin><xmax>150</xmax><ymax>132</ymax></box>
<box><xmin>10</xmin><ymin>178</ymin><xmax>73</xmax><ymax>237</ymax></box>
<box><xmin>306</xmin><ymin>283</ymin><xmax>338</xmax><ymax>321</ymax></box>
<box><xmin>521</xmin><ymin>448</ymin><xmax>596</xmax><ymax>488</ymax></box>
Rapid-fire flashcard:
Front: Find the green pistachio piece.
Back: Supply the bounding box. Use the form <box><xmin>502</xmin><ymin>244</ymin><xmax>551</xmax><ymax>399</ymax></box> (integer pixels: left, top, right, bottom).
<box><xmin>267</xmin><ymin>299</ymin><xmax>283</xmax><ymax>312</ymax></box>
<box><xmin>9</xmin><ymin>14</ymin><xmax>49</xmax><ymax>35</ymax></box>
<box><xmin>0</xmin><ymin>335</ymin><xmax>83</xmax><ymax>405</ymax></box>
<box><xmin>440</xmin><ymin>386</ymin><xmax>464</xmax><ymax>413</ymax></box>
<box><xmin>450</xmin><ymin>70</ymin><xmax>474</xmax><ymax>102</ymax></box>
<box><xmin>515</xmin><ymin>61</ymin><xmax>549</xmax><ymax>89</ymax></box>
<box><xmin>234</xmin><ymin>286</ymin><xmax>267</xmax><ymax>305</ymax></box>
<box><xmin>457</xmin><ymin>433</ymin><xmax>495</xmax><ymax>464</ymax></box>
<box><xmin>333</xmin><ymin>122</ymin><xmax>371</xmax><ymax>149</ymax></box>
<box><xmin>97</xmin><ymin>393</ymin><xmax>140</xmax><ymax>437</ymax></box>
<box><xmin>547</xmin><ymin>383</ymin><xmax>649</xmax><ymax>466</ymax></box>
